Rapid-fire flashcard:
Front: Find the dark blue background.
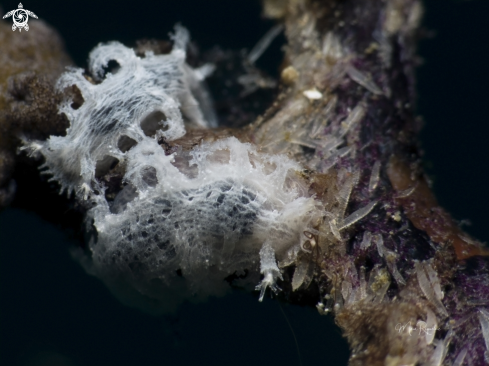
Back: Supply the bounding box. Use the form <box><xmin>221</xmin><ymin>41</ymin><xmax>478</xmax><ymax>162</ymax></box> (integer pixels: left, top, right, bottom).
<box><xmin>0</xmin><ymin>1</ymin><xmax>487</xmax><ymax>365</ymax></box>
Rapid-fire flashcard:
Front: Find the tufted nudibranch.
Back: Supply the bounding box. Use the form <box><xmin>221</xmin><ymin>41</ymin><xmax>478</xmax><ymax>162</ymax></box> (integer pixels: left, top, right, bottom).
<box><xmin>23</xmin><ymin>25</ymin><xmax>376</xmax><ymax>312</ymax></box>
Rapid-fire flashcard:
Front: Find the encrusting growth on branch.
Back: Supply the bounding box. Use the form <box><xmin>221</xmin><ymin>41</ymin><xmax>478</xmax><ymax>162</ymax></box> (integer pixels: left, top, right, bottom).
<box><xmin>0</xmin><ymin>0</ymin><xmax>488</xmax><ymax>365</ymax></box>
<box><xmin>255</xmin><ymin>0</ymin><xmax>489</xmax><ymax>364</ymax></box>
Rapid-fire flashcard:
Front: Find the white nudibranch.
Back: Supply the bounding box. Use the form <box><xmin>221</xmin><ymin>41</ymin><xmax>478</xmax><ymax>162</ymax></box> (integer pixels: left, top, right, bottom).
<box><xmin>25</xmin><ymin>25</ymin><xmax>328</xmax><ymax>312</ymax></box>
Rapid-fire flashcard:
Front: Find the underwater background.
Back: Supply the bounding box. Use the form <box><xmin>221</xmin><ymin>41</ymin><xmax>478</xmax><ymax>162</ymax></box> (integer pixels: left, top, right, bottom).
<box><xmin>0</xmin><ymin>0</ymin><xmax>487</xmax><ymax>365</ymax></box>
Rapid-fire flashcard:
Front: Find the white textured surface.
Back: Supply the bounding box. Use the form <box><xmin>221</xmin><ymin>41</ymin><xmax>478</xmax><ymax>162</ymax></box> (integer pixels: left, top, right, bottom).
<box><xmin>85</xmin><ymin>136</ymin><xmax>319</xmax><ymax>310</ymax></box>
<box><xmin>24</xmin><ymin>25</ymin><xmax>212</xmax><ymax>197</ymax></box>
<box><xmin>21</xmin><ymin>25</ymin><xmax>323</xmax><ymax>311</ymax></box>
